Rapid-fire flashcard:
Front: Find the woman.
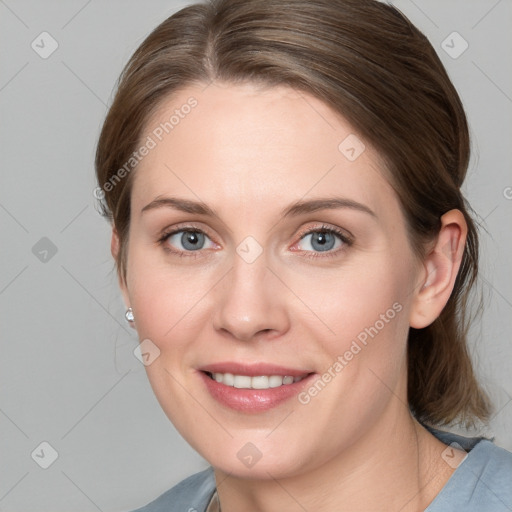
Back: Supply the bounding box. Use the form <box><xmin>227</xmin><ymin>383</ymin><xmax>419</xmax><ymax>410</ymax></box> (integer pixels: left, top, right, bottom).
<box><xmin>95</xmin><ymin>0</ymin><xmax>512</xmax><ymax>510</ymax></box>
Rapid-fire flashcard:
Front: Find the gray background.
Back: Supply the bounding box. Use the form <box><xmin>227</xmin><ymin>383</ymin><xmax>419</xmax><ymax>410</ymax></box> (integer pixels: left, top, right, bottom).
<box><xmin>0</xmin><ymin>0</ymin><xmax>511</xmax><ymax>510</ymax></box>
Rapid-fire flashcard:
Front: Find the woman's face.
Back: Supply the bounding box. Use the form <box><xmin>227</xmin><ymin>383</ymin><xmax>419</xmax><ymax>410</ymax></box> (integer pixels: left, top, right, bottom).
<box><xmin>119</xmin><ymin>82</ymin><xmax>425</xmax><ymax>478</ymax></box>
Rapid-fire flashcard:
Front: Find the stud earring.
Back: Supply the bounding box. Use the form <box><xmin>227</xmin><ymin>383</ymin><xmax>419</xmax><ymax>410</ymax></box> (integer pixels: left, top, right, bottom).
<box><xmin>125</xmin><ymin>308</ymin><xmax>134</xmax><ymax>322</ymax></box>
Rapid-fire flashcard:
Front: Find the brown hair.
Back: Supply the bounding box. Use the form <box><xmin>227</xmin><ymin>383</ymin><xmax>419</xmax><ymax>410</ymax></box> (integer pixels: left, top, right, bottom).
<box><xmin>95</xmin><ymin>0</ymin><xmax>490</xmax><ymax>427</ymax></box>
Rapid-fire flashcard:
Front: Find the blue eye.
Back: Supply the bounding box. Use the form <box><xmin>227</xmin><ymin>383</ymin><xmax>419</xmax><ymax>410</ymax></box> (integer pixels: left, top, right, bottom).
<box><xmin>158</xmin><ymin>224</ymin><xmax>351</xmax><ymax>259</ymax></box>
<box><xmin>296</xmin><ymin>226</ymin><xmax>351</xmax><ymax>255</ymax></box>
<box><xmin>163</xmin><ymin>229</ymin><xmax>216</xmax><ymax>252</ymax></box>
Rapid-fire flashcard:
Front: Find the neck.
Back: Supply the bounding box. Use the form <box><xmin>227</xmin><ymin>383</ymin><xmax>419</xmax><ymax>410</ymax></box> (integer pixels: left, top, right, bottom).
<box><xmin>214</xmin><ymin>407</ymin><xmax>455</xmax><ymax>512</ymax></box>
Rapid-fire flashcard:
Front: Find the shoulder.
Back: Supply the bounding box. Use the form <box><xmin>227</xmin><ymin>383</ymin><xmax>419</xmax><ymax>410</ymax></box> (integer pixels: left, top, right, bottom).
<box><xmin>130</xmin><ymin>467</ymin><xmax>216</xmax><ymax>512</ymax></box>
<box><xmin>427</xmin><ymin>429</ymin><xmax>512</xmax><ymax>512</ymax></box>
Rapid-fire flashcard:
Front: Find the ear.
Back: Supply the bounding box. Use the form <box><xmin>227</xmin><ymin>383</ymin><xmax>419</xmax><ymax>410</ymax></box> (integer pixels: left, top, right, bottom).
<box><xmin>409</xmin><ymin>209</ymin><xmax>467</xmax><ymax>329</ymax></box>
<box><xmin>111</xmin><ymin>226</ymin><xmax>134</xmax><ymax>327</ymax></box>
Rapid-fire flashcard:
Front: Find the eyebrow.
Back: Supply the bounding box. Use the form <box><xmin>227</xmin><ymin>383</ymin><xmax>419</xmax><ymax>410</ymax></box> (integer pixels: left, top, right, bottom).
<box><xmin>281</xmin><ymin>198</ymin><xmax>376</xmax><ymax>219</ymax></box>
<box><xmin>141</xmin><ymin>197</ymin><xmax>216</xmax><ymax>216</ymax></box>
<box><xmin>141</xmin><ymin>196</ymin><xmax>376</xmax><ymax>219</ymax></box>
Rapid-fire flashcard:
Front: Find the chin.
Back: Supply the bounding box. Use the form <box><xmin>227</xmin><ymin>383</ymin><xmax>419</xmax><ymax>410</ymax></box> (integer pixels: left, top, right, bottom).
<box><xmin>188</xmin><ymin>430</ymin><xmax>316</xmax><ymax>480</ymax></box>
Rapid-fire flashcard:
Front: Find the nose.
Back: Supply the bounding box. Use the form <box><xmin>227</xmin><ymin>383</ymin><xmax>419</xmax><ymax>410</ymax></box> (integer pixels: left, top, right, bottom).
<box><xmin>212</xmin><ymin>253</ymin><xmax>291</xmax><ymax>342</ymax></box>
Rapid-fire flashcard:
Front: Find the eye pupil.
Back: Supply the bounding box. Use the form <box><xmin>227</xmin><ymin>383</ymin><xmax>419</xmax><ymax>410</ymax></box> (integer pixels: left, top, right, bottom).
<box><xmin>181</xmin><ymin>231</ymin><xmax>204</xmax><ymax>250</ymax></box>
<box><xmin>311</xmin><ymin>232</ymin><xmax>335</xmax><ymax>252</ymax></box>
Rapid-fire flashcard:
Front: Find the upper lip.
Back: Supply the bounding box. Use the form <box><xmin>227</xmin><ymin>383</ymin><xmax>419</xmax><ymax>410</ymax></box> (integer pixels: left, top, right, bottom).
<box><xmin>199</xmin><ymin>362</ymin><xmax>313</xmax><ymax>377</ymax></box>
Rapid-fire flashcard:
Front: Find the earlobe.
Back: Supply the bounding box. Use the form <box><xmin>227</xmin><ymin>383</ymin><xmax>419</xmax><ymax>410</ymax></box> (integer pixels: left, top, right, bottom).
<box><xmin>111</xmin><ymin>226</ymin><xmax>132</xmax><ymax>315</ymax></box>
<box><xmin>409</xmin><ymin>209</ymin><xmax>467</xmax><ymax>329</ymax></box>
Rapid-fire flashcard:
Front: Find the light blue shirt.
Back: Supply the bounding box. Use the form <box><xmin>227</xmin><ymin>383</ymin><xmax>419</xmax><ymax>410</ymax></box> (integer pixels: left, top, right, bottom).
<box><xmin>131</xmin><ymin>428</ymin><xmax>512</xmax><ymax>511</ymax></box>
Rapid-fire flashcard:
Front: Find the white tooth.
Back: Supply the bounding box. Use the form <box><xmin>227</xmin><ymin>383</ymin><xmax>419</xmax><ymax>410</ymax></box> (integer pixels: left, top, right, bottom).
<box><xmin>212</xmin><ymin>373</ymin><xmax>305</xmax><ymax>388</ymax></box>
<box><xmin>223</xmin><ymin>373</ymin><xmax>235</xmax><ymax>386</ymax></box>
<box><xmin>268</xmin><ymin>375</ymin><xmax>284</xmax><ymax>388</ymax></box>
<box><xmin>251</xmin><ymin>376</ymin><xmax>269</xmax><ymax>389</ymax></box>
<box><xmin>233</xmin><ymin>375</ymin><xmax>252</xmax><ymax>388</ymax></box>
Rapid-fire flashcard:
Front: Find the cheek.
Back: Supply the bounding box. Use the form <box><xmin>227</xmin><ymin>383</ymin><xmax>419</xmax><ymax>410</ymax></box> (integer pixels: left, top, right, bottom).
<box><xmin>285</xmin><ymin>259</ymin><xmax>412</xmax><ymax>433</ymax></box>
<box><xmin>291</xmin><ymin>257</ymin><xmax>411</xmax><ymax>352</ymax></box>
<box><xmin>287</xmin><ymin>253</ymin><xmax>414</xmax><ymax>416</ymax></box>
<box><xmin>125</xmin><ymin>245</ymin><xmax>219</xmax><ymax>357</ymax></box>
<box><xmin>124</xmin><ymin>249</ymin><xmax>217</xmax><ymax>429</ymax></box>
<box><xmin>129</xmin><ymin>273</ymin><xmax>201</xmax><ymax>339</ymax></box>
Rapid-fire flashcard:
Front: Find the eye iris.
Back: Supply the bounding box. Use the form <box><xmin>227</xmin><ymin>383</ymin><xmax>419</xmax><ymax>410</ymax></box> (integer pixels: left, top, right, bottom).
<box><xmin>181</xmin><ymin>231</ymin><xmax>204</xmax><ymax>250</ymax></box>
<box><xmin>311</xmin><ymin>231</ymin><xmax>335</xmax><ymax>252</ymax></box>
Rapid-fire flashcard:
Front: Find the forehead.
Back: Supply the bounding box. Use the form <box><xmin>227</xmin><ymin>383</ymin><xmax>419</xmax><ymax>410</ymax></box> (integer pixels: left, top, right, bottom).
<box><xmin>130</xmin><ymin>81</ymin><xmax>398</xmax><ymax>223</ymax></box>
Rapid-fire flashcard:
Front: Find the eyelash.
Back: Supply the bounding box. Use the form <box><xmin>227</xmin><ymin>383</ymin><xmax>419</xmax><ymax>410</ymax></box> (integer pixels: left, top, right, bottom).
<box><xmin>157</xmin><ymin>226</ymin><xmax>208</xmax><ymax>259</ymax></box>
<box><xmin>293</xmin><ymin>224</ymin><xmax>353</xmax><ymax>260</ymax></box>
<box><xmin>157</xmin><ymin>224</ymin><xmax>353</xmax><ymax>260</ymax></box>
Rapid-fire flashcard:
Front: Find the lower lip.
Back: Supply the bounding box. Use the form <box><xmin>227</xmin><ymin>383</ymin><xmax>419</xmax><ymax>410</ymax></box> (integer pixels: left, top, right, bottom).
<box><xmin>199</xmin><ymin>371</ymin><xmax>315</xmax><ymax>412</ymax></box>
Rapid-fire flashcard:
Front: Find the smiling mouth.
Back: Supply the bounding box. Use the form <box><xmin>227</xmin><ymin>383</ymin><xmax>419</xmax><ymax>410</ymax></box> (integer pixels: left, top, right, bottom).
<box><xmin>203</xmin><ymin>371</ymin><xmax>310</xmax><ymax>390</ymax></box>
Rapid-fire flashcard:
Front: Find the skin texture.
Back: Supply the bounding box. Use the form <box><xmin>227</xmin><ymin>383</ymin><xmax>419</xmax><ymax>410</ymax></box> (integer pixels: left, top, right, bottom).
<box><xmin>112</xmin><ymin>81</ymin><xmax>468</xmax><ymax>511</ymax></box>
